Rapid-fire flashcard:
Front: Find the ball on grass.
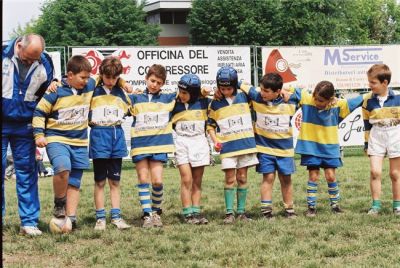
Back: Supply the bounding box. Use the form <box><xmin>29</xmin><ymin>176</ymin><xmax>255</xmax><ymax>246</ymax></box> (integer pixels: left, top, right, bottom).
<box><xmin>49</xmin><ymin>217</ymin><xmax>72</xmax><ymax>234</ymax></box>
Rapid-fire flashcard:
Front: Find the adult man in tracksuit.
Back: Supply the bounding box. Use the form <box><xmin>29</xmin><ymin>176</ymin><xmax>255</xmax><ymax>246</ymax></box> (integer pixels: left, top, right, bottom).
<box><xmin>2</xmin><ymin>34</ymin><xmax>54</xmax><ymax>236</ymax></box>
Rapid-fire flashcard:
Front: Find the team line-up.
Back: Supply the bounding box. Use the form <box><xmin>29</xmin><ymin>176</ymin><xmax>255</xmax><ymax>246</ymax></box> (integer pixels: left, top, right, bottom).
<box><xmin>2</xmin><ymin>34</ymin><xmax>400</xmax><ymax>235</ymax></box>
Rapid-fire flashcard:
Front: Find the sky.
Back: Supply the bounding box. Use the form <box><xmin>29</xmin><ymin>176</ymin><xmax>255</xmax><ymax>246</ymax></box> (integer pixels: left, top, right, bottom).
<box><xmin>2</xmin><ymin>0</ymin><xmax>45</xmax><ymax>42</ymax></box>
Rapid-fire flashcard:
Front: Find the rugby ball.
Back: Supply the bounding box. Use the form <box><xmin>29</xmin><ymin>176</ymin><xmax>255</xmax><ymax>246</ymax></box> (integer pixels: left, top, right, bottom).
<box><xmin>49</xmin><ymin>217</ymin><xmax>72</xmax><ymax>234</ymax></box>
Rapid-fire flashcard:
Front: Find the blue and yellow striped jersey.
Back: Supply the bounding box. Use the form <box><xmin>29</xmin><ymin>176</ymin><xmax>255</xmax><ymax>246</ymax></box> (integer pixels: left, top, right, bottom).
<box><xmin>32</xmin><ymin>78</ymin><xmax>96</xmax><ymax>146</ymax></box>
<box><xmin>89</xmin><ymin>85</ymin><xmax>131</xmax><ymax>127</ymax></box>
<box><xmin>362</xmin><ymin>89</ymin><xmax>400</xmax><ymax>147</ymax></box>
<box><xmin>241</xmin><ymin>84</ymin><xmax>298</xmax><ymax>157</ymax></box>
<box><xmin>129</xmin><ymin>89</ymin><xmax>177</xmax><ymax>156</ymax></box>
<box><xmin>171</xmin><ymin>97</ymin><xmax>211</xmax><ymax>137</ymax></box>
<box><xmin>290</xmin><ymin>88</ymin><xmax>363</xmax><ymax>158</ymax></box>
<box><xmin>207</xmin><ymin>90</ymin><xmax>257</xmax><ymax>159</ymax></box>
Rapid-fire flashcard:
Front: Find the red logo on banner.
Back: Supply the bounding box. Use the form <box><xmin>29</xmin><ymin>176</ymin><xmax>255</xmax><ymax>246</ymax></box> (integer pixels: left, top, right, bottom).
<box><xmin>84</xmin><ymin>50</ymin><xmax>103</xmax><ymax>75</ymax></box>
<box><xmin>117</xmin><ymin>50</ymin><xmax>131</xmax><ymax>74</ymax></box>
<box><xmin>265</xmin><ymin>49</ymin><xmax>297</xmax><ymax>83</ymax></box>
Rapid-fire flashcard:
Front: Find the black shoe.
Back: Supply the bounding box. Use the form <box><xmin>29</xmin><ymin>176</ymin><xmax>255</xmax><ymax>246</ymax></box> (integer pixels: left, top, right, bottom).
<box><xmin>194</xmin><ymin>213</ymin><xmax>209</xmax><ymax>224</ymax></box>
<box><xmin>305</xmin><ymin>207</ymin><xmax>317</xmax><ymax>217</ymax></box>
<box><xmin>261</xmin><ymin>207</ymin><xmax>274</xmax><ymax>220</ymax></box>
<box><xmin>284</xmin><ymin>209</ymin><xmax>297</xmax><ymax>219</ymax></box>
<box><xmin>184</xmin><ymin>214</ymin><xmax>200</xmax><ymax>225</ymax></box>
<box><xmin>331</xmin><ymin>205</ymin><xmax>344</xmax><ymax>214</ymax></box>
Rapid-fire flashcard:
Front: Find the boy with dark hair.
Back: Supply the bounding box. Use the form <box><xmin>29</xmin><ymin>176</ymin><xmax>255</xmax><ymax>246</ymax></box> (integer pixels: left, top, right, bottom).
<box><xmin>240</xmin><ymin>73</ymin><xmax>298</xmax><ymax>219</ymax></box>
<box><xmin>33</xmin><ymin>55</ymin><xmax>95</xmax><ymax>232</ymax></box>
<box><xmin>90</xmin><ymin>56</ymin><xmax>131</xmax><ymax>230</ymax></box>
<box><xmin>362</xmin><ymin>64</ymin><xmax>400</xmax><ymax>216</ymax></box>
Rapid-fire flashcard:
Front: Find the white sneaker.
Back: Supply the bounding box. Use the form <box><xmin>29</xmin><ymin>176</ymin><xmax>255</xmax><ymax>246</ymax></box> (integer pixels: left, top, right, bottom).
<box><xmin>20</xmin><ymin>226</ymin><xmax>42</xmax><ymax>236</ymax></box>
<box><xmin>94</xmin><ymin>219</ymin><xmax>106</xmax><ymax>231</ymax></box>
<box><xmin>111</xmin><ymin>218</ymin><xmax>131</xmax><ymax>230</ymax></box>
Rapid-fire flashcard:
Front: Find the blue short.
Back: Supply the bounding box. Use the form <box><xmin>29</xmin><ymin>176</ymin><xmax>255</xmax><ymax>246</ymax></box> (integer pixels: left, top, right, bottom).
<box><xmin>93</xmin><ymin>158</ymin><xmax>122</xmax><ymax>181</ymax></box>
<box><xmin>89</xmin><ymin>126</ymin><xmax>127</xmax><ymax>159</ymax></box>
<box><xmin>256</xmin><ymin>153</ymin><xmax>295</xmax><ymax>175</ymax></box>
<box><xmin>46</xmin><ymin>142</ymin><xmax>90</xmax><ymax>173</ymax></box>
<box><xmin>300</xmin><ymin>155</ymin><xmax>342</xmax><ymax>169</ymax></box>
<box><xmin>132</xmin><ymin>153</ymin><xmax>168</xmax><ymax>163</ymax></box>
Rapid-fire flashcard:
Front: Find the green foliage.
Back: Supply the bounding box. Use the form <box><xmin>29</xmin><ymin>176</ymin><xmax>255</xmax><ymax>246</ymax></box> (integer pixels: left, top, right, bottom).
<box><xmin>189</xmin><ymin>0</ymin><xmax>400</xmax><ymax>45</ymax></box>
<box><xmin>3</xmin><ymin>156</ymin><xmax>400</xmax><ymax>266</ymax></box>
<box><xmin>31</xmin><ymin>0</ymin><xmax>160</xmax><ymax>46</ymax></box>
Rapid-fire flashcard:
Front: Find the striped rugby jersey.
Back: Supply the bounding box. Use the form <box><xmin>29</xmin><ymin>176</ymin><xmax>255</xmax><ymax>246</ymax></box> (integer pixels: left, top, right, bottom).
<box><xmin>290</xmin><ymin>88</ymin><xmax>363</xmax><ymax>158</ymax></box>
<box><xmin>171</xmin><ymin>97</ymin><xmax>211</xmax><ymax>137</ymax></box>
<box><xmin>362</xmin><ymin>89</ymin><xmax>400</xmax><ymax>147</ymax></box>
<box><xmin>207</xmin><ymin>90</ymin><xmax>257</xmax><ymax>159</ymax></box>
<box><xmin>240</xmin><ymin>84</ymin><xmax>298</xmax><ymax>157</ymax></box>
<box><xmin>32</xmin><ymin>78</ymin><xmax>96</xmax><ymax>146</ymax></box>
<box><xmin>89</xmin><ymin>84</ymin><xmax>131</xmax><ymax>127</ymax></box>
<box><xmin>129</xmin><ymin>89</ymin><xmax>177</xmax><ymax>156</ymax></box>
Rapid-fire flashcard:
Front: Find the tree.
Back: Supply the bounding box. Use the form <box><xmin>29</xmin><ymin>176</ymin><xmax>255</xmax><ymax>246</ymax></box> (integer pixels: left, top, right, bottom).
<box><xmin>31</xmin><ymin>0</ymin><xmax>160</xmax><ymax>46</ymax></box>
<box><xmin>188</xmin><ymin>0</ymin><xmax>281</xmax><ymax>45</ymax></box>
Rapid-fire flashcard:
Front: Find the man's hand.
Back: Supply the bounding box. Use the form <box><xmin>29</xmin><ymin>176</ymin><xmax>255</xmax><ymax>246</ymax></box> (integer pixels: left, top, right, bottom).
<box><xmin>47</xmin><ymin>81</ymin><xmax>61</xmax><ymax>93</ymax></box>
<box><xmin>35</xmin><ymin>137</ymin><xmax>48</xmax><ymax>148</ymax></box>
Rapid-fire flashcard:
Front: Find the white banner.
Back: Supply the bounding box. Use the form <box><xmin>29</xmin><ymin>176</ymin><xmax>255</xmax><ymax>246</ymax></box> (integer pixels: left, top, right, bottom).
<box><xmin>291</xmin><ymin>107</ymin><xmax>364</xmax><ymax>147</ymax></box>
<box><xmin>262</xmin><ymin>45</ymin><xmax>400</xmax><ymax>90</ymax></box>
<box><xmin>71</xmin><ymin>46</ymin><xmax>251</xmax><ymax>92</ymax></box>
<box><xmin>47</xmin><ymin>51</ymin><xmax>62</xmax><ymax>80</ymax></box>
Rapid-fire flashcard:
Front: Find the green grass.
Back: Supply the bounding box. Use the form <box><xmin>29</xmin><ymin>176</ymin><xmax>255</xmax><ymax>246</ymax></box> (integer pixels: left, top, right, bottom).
<box><xmin>3</xmin><ymin>155</ymin><xmax>400</xmax><ymax>267</ymax></box>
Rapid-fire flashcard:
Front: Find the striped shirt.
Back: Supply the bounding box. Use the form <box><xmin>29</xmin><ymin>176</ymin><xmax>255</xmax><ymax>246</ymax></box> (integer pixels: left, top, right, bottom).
<box><xmin>241</xmin><ymin>84</ymin><xmax>297</xmax><ymax>157</ymax></box>
<box><xmin>290</xmin><ymin>88</ymin><xmax>363</xmax><ymax>158</ymax></box>
<box><xmin>129</xmin><ymin>89</ymin><xmax>177</xmax><ymax>156</ymax></box>
<box><xmin>362</xmin><ymin>89</ymin><xmax>400</xmax><ymax>147</ymax></box>
<box><xmin>207</xmin><ymin>90</ymin><xmax>257</xmax><ymax>159</ymax></box>
<box><xmin>32</xmin><ymin>78</ymin><xmax>96</xmax><ymax>146</ymax></box>
<box><xmin>171</xmin><ymin>97</ymin><xmax>211</xmax><ymax>137</ymax></box>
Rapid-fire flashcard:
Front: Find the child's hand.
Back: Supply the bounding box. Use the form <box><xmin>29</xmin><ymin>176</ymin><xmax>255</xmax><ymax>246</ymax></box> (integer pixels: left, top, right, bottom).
<box><xmin>47</xmin><ymin>81</ymin><xmax>61</xmax><ymax>93</ymax></box>
<box><xmin>214</xmin><ymin>142</ymin><xmax>222</xmax><ymax>152</ymax></box>
<box><xmin>201</xmin><ymin>87</ymin><xmax>212</xmax><ymax>97</ymax></box>
<box><xmin>35</xmin><ymin>137</ymin><xmax>48</xmax><ymax>148</ymax></box>
<box><xmin>280</xmin><ymin>89</ymin><xmax>292</xmax><ymax>102</ymax></box>
<box><xmin>132</xmin><ymin>88</ymin><xmax>143</xmax><ymax>94</ymax></box>
<box><xmin>122</xmin><ymin>83</ymin><xmax>133</xmax><ymax>93</ymax></box>
<box><xmin>214</xmin><ymin>88</ymin><xmax>223</xmax><ymax>100</ymax></box>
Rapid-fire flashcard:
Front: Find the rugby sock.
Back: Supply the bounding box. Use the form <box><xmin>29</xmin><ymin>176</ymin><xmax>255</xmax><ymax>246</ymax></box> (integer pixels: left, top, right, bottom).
<box><xmin>327</xmin><ymin>181</ymin><xmax>340</xmax><ymax>206</ymax></box>
<box><xmin>192</xmin><ymin>206</ymin><xmax>201</xmax><ymax>215</ymax></box>
<box><xmin>95</xmin><ymin>208</ymin><xmax>106</xmax><ymax>220</ymax></box>
<box><xmin>307</xmin><ymin>181</ymin><xmax>318</xmax><ymax>208</ymax></box>
<box><xmin>392</xmin><ymin>200</ymin><xmax>400</xmax><ymax>210</ymax></box>
<box><xmin>237</xmin><ymin>187</ymin><xmax>248</xmax><ymax>214</ymax></box>
<box><xmin>68</xmin><ymin>215</ymin><xmax>77</xmax><ymax>224</ymax></box>
<box><xmin>151</xmin><ymin>184</ymin><xmax>163</xmax><ymax>214</ymax></box>
<box><xmin>372</xmin><ymin>199</ymin><xmax>382</xmax><ymax>210</ymax></box>
<box><xmin>110</xmin><ymin>208</ymin><xmax>121</xmax><ymax>220</ymax></box>
<box><xmin>182</xmin><ymin>207</ymin><xmax>193</xmax><ymax>217</ymax></box>
<box><xmin>224</xmin><ymin>188</ymin><xmax>235</xmax><ymax>215</ymax></box>
<box><xmin>138</xmin><ymin>183</ymin><xmax>152</xmax><ymax>215</ymax></box>
<box><xmin>261</xmin><ymin>200</ymin><xmax>273</xmax><ymax>214</ymax></box>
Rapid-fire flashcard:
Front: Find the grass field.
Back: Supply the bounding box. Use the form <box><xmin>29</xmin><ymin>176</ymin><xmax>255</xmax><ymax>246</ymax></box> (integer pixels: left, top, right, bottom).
<box><xmin>2</xmin><ymin>153</ymin><xmax>400</xmax><ymax>267</ymax></box>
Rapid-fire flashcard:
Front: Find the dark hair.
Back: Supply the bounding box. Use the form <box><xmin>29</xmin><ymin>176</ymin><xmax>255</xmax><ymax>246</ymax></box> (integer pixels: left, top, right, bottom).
<box><xmin>367</xmin><ymin>64</ymin><xmax>391</xmax><ymax>84</ymax></box>
<box><xmin>67</xmin><ymin>55</ymin><xmax>92</xmax><ymax>74</ymax></box>
<box><xmin>146</xmin><ymin>64</ymin><xmax>167</xmax><ymax>83</ymax></box>
<box><xmin>313</xmin><ymin>81</ymin><xmax>335</xmax><ymax>100</ymax></box>
<box><xmin>260</xmin><ymin>73</ymin><xmax>283</xmax><ymax>92</ymax></box>
<box><xmin>99</xmin><ymin>56</ymin><xmax>123</xmax><ymax>77</ymax></box>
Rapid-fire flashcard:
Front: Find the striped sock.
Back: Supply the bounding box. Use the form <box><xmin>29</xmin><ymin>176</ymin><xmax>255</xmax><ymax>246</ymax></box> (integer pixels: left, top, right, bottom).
<box><xmin>237</xmin><ymin>187</ymin><xmax>248</xmax><ymax>214</ymax></box>
<box><xmin>327</xmin><ymin>181</ymin><xmax>340</xmax><ymax>206</ymax></box>
<box><xmin>95</xmin><ymin>208</ymin><xmax>106</xmax><ymax>220</ymax></box>
<box><xmin>110</xmin><ymin>208</ymin><xmax>121</xmax><ymax>220</ymax></box>
<box><xmin>138</xmin><ymin>183</ymin><xmax>152</xmax><ymax>215</ymax></box>
<box><xmin>224</xmin><ymin>188</ymin><xmax>235</xmax><ymax>214</ymax></box>
<box><xmin>151</xmin><ymin>184</ymin><xmax>163</xmax><ymax>214</ymax></box>
<box><xmin>307</xmin><ymin>181</ymin><xmax>318</xmax><ymax>208</ymax></box>
<box><xmin>182</xmin><ymin>207</ymin><xmax>193</xmax><ymax>217</ymax></box>
<box><xmin>261</xmin><ymin>200</ymin><xmax>273</xmax><ymax>214</ymax></box>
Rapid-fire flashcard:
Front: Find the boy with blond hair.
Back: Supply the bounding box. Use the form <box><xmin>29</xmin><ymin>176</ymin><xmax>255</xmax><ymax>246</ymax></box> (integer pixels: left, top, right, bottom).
<box><xmin>362</xmin><ymin>64</ymin><xmax>400</xmax><ymax>216</ymax></box>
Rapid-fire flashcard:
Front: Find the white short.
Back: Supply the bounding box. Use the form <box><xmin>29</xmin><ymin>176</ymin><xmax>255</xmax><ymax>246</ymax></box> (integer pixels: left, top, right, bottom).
<box><xmin>221</xmin><ymin>153</ymin><xmax>259</xmax><ymax>170</ymax></box>
<box><xmin>175</xmin><ymin>135</ymin><xmax>210</xmax><ymax>167</ymax></box>
<box><xmin>368</xmin><ymin>125</ymin><xmax>400</xmax><ymax>158</ymax></box>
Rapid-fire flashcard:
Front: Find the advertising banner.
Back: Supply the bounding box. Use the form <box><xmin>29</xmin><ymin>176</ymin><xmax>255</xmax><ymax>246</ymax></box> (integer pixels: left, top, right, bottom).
<box><xmin>262</xmin><ymin>45</ymin><xmax>400</xmax><ymax>90</ymax></box>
